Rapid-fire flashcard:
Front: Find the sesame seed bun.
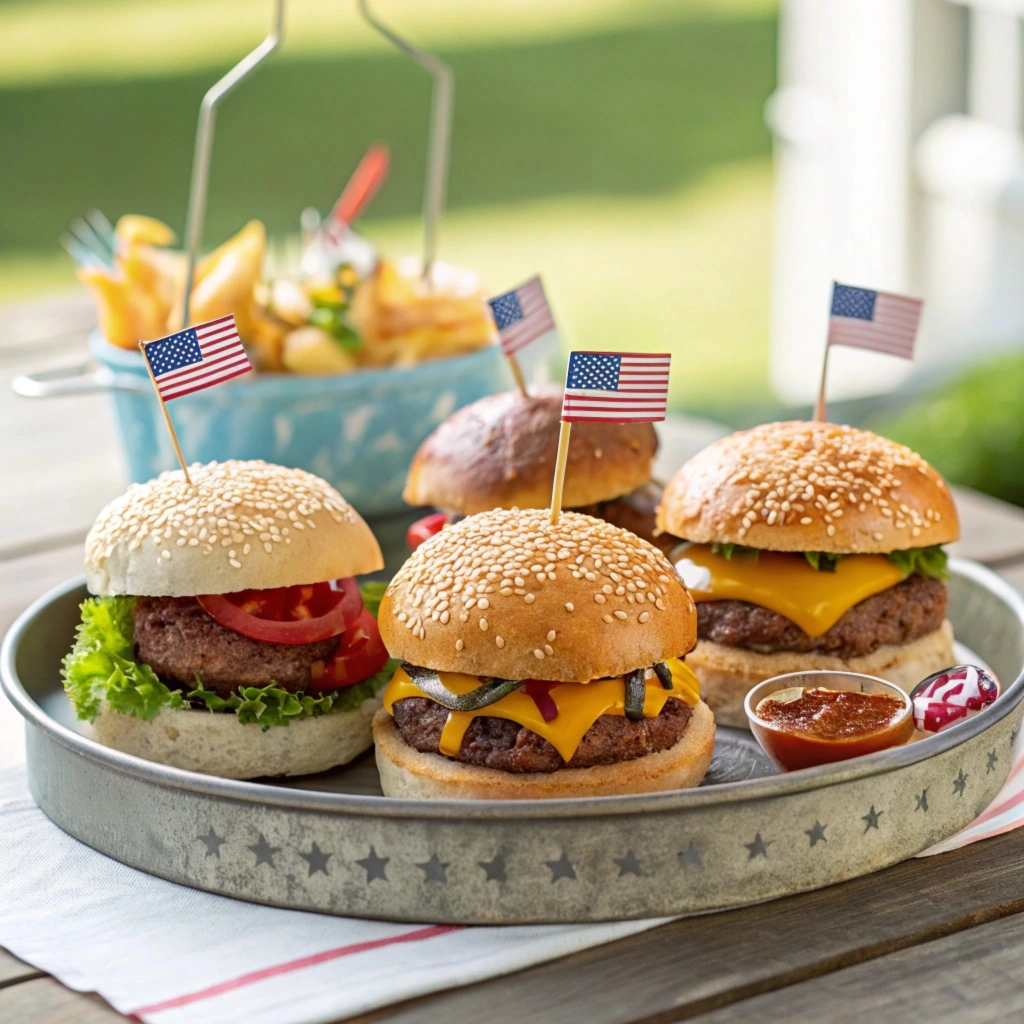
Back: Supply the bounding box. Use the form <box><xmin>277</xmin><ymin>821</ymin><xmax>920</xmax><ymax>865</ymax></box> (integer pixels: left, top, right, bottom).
<box><xmin>689</xmin><ymin>620</ymin><xmax>955</xmax><ymax>728</ymax></box>
<box><xmin>85</xmin><ymin>460</ymin><xmax>384</xmax><ymax>597</ymax></box>
<box><xmin>379</xmin><ymin>508</ymin><xmax>696</xmax><ymax>682</ymax></box>
<box><xmin>87</xmin><ymin>697</ymin><xmax>380</xmax><ymax>778</ymax></box>
<box><xmin>403</xmin><ymin>388</ymin><xmax>658</xmax><ymax>514</ymax></box>
<box><xmin>371</xmin><ymin>701</ymin><xmax>715</xmax><ymax>798</ymax></box>
<box><xmin>657</xmin><ymin>421</ymin><xmax>959</xmax><ymax>554</ymax></box>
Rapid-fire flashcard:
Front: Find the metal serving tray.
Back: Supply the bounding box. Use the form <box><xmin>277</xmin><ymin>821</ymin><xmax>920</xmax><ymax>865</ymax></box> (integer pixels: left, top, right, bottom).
<box><xmin>3</xmin><ymin>560</ymin><xmax>1023</xmax><ymax>924</ymax></box>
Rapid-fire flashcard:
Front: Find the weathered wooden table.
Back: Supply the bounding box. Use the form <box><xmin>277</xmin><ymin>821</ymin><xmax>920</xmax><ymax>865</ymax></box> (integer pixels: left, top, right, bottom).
<box><xmin>4</xmin><ymin>295</ymin><xmax>1024</xmax><ymax>1022</ymax></box>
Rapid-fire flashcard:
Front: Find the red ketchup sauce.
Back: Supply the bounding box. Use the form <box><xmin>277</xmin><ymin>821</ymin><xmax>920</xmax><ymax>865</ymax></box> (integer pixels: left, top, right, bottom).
<box><xmin>752</xmin><ymin>687</ymin><xmax>914</xmax><ymax>771</ymax></box>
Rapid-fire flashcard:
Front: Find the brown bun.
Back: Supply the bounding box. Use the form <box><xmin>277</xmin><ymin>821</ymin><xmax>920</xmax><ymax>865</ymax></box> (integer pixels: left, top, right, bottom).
<box><xmin>689</xmin><ymin>621</ymin><xmax>955</xmax><ymax>728</ymax></box>
<box><xmin>372</xmin><ymin>702</ymin><xmax>715</xmax><ymax>798</ymax></box>
<box><xmin>403</xmin><ymin>387</ymin><xmax>658</xmax><ymax>514</ymax></box>
<box><xmin>657</xmin><ymin>421</ymin><xmax>959</xmax><ymax>554</ymax></box>
<box><xmin>379</xmin><ymin>508</ymin><xmax>696</xmax><ymax>682</ymax></box>
<box><xmin>86</xmin><ymin>460</ymin><xmax>383</xmax><ymax>597</ymax></box>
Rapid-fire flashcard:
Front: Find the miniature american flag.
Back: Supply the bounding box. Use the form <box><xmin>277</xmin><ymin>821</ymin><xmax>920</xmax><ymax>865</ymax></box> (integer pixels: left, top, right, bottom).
<box><xmin>561</xmin><ymin>351</ymin><xmax>671</xmax><ymax>423</ymax></box>
<box><xmin>142</xmin><ymin>315</ymin><xmax>251</xmax><ymax>401</ymax></box>
<box><xmin>488</xmin><ymin>276</ymin><xmax>556</xmax><ymax>357</ymax></box>
<box><xmin>828</xmin><ymin>282</ymin><xmax>922</xmax><ymax>359</ymax></box>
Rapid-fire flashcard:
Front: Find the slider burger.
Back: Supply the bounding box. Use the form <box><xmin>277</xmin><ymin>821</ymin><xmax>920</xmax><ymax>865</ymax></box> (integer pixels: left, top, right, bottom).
<box><xmin>62</xmin><ymin>460</ymin><xmax>392</xmax><ymax>778</ymax></box>
<box><xmin>372</xmin><ymin>507</ymin><xmax>715</xmax><ymax>799</ymax></box>
<box><xmin>657</xmin><ymin>422</ymin><xmax>959</xmax><ymax>727</ymax></box>
<box><xmin>402</xmin><ymin>386</ymin><xmax>667</xmax><ymax>550</ymax></box>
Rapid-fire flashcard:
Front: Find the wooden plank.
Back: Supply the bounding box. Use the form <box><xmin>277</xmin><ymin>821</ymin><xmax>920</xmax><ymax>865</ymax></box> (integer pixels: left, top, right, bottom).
<box><xmin>950</xmin><ymin>487</ymin><xmax>1024</xmax><ymax>567</ymax></box>
<box><xmin>0</xmin><ymin>978</ymin><xmax>125</xmax><ymax>1024</ymax></box>
<box><xmin>362</xmin><ymin>828</ymin><xmax>1024</xmax><ymax>1024</ymax></box>
<box><xmin>0</xmin><ymin>949</ymin><xmax>43</xmax><ymax>989</ymax></box>
<box><xmin>688</xmin><ymin>910</ymin><xmax>1024</xmax><ymax>1024</ymax></box>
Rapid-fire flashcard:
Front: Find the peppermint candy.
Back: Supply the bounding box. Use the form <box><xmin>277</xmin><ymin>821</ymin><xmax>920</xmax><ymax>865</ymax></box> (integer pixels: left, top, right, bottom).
<box><xmin>910</xmin><ymin>664</ymin><xmax>999</xmax><ymax>734</ymax></box>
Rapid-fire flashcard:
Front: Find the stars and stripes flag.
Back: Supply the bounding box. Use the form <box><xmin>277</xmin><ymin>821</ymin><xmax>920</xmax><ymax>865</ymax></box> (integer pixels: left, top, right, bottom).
<box><xmin>141</xmin><ymin>315</ymin><xmax>251</xmax><ymax>402</ymax></box>
<box><xmin>561</xmin><ymin>350</ymin><xmax>671</xmax><ymax>423</ymax></box>
<box><xmin>828</xmin><ymin>282</ymin><xmax>923</xmax><ymax>359</ymax></box>
<box><xmin>487</xmin><ymin>276</ymin><xmax>556</xmax><ymax>357</ymax></box>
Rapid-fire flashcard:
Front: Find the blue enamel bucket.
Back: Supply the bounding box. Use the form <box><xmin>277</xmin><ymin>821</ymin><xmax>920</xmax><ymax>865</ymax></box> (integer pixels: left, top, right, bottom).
<box><xmin>16</xmin><ymin>332</ymin><xmax>508</xmax><ymax>518</ymax></box>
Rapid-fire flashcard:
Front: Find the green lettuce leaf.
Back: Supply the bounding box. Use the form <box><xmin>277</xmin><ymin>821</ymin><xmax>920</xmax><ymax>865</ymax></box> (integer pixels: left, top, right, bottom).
<box><xmin>886</xmin><ymin>545</ymin><xmax>949</xmax><ymax>580</ymax></box>
<box><xmin>61</xmin><ymin>590</ymin><xmax>397</xmax><ymax>729</ymax></box>
<box><xmin>803</xmin><ymin>551</ymin><xmax>842</xmax><ymax>573</ymax></box>
<box><xmin>359</xmin><ymin>580</ymin><xmax>389</xmax><ymax>618</ymax></box>
<box><xmin>711</xmin><ymin>542</ymin><xmax>760</xmax><ymax>561</ymax></box>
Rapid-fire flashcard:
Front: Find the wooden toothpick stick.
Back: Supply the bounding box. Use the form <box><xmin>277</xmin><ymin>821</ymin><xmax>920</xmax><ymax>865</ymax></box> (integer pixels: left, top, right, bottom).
<box><xmin>813</xmin><ymin>343</ymin><xmax>831</xmax><ymax>422</ymax></box>
<box><xmin>549</xmin><ymin>420</ymin><xmax>572</xmax><ymax>525</ymax></box>
<box><xmin>506</xmin><ymin>353</ymin><xmax>529</xmax><ymax>398</ymax></box>
<box><xmin>139</xmin><ymin>340</ymin><xmax>192</xmax><ymax>484</ymax></box>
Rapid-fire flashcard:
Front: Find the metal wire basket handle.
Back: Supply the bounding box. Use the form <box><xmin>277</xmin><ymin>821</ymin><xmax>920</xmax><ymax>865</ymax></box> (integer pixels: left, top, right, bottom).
<box><xmin>358</xmin><ymin>0</ymin><xmax>453</xmax><ymax>285</ymax></box>
<box><xmin>181</xmin><ymin>0</ymin><xmax>286</xmax><ymax>327</ymax></box>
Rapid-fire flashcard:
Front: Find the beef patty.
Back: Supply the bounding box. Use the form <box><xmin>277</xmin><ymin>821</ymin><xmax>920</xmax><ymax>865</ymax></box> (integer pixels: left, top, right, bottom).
<box><xmin>391</xmin><ymin>694</ymin><xmax>692</xmax><ymax>773</ymax></box>
<box><xmin>133</xmin><ymin>596</ymin><xmax>338</xmax><ymax>697</ymax></box>
<box><xmin>697</xmin><ymin>573</ymin><xmax>947</xmax><ymax>659</ymax></box>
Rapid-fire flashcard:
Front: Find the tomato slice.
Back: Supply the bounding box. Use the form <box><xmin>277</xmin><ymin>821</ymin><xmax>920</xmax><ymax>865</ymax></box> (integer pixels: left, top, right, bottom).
<box><xmin>310</xmin><ymin>607</ymin><xmax>390</xmax><ymax>690</ymax></box>
<box><xmin>406</xmin><ymin>512</ymin><xmax>448</xmax><ymax>551</ymax></box>
<box><xmin>197</xmin><ymin>578</ymin><xmax>361</xmax><ymax>644</ymax></box>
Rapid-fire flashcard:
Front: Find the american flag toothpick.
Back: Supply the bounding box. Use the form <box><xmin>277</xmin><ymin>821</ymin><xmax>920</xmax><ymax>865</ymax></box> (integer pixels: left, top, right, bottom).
<box><xmin>814</xmin><ymin>282</ymin><xmax>923</xmax><ymax>422</ymax></box>
<box><xmin>488</xmin><ymin>275</ymin><xmax>557</xmax><ymax>397</ymax></box>
<box><xmin>138</xmin><ymin>314</ymin><xmax>252</xmax><ymax>483</ymax></box>
<box><xmin>549</xmin><ymin>350</ymin><xmax>672</xmax><ymax>524</ymax></box>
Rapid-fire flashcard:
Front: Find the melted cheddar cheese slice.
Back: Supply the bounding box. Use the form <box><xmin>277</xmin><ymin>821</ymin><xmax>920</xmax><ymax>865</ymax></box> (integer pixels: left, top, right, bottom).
<box><xmin>675</xmin><ymin>544</ymin><xmax>905</xmax><ymax>638</ymax></box>
<box><xmin>383</xmin><ymin>660</ymin><xmax>701</xmax><ymax>764</ymax></box>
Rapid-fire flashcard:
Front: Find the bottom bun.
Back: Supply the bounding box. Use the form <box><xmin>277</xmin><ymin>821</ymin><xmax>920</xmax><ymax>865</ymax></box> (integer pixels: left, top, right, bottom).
<box><xmin>372</xmin><ymin>701</ymin><xmax>716</xmax><ymax>800</ymax></box>
<box><xmin>87</xmin><ymin>698</ymin><xmax>381</xmax><ymax>779</ymax></box>
<box><xmin>688</xmin><ymin>620</ymin><xmax>955</xmax><ymax>728</ymax></box>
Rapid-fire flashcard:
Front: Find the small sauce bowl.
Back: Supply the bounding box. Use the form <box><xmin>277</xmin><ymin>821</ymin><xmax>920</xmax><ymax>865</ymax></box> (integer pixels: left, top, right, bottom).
<box><xmin>744</xmin><ymin>671</ymin><xmax>914</xmax><ymax>772</ymax></box>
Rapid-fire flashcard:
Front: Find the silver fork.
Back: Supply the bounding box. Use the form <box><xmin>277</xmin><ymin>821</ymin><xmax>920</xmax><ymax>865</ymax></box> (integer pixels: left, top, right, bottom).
<box><xmin>60</xmin><ymin>209</ymin><xmax>118</xmax><ymax>269</ymax></box>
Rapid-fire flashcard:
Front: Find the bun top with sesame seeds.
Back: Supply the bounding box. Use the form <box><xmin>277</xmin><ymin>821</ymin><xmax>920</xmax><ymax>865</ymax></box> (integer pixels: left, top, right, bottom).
<box><xmin>656</xmin><ymin>421</ymin><xmax>959</xmax><ymax>554</ymax></box>
<box><xmin>379</xmin><ymin>508</ymin><xmax>696</xmax><ymax>682</ymax></box>
<box><xmin>403</xmin><ymin>387</ymin><xmax>658</xmax><ymax>514</ymax></box>
<box><xmin>85</xmin><ymin>460</ymin><xmax>383</xmax><ymax>597</ymax></box>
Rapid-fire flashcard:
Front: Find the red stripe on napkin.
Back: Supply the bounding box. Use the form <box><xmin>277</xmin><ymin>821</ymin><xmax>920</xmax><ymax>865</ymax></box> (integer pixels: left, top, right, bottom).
<box><xmin>131</xmin><ymin>925</ymin><xmax>461</xmax><ymax>1016</ymax></box>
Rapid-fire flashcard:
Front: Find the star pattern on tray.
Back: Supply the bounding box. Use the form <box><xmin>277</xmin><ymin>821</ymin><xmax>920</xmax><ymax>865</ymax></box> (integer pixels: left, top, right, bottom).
<box><xmin>987</xmin><ymin>750</ymin><xmax>999</xmax><ymax>774</ymax></box>
<box><xmin>1011</xmin><ymin>723</ymin><xmax>1020</xmax><ymax>749</ymax></box>
<box><xmin>356</xmin><ymin>846</ymin><xmax>389</xmax><ymax>883</ymax></box>
<box><xmin>805</xmin><ymin>821</ymin><xmax>828</xmax><ymax>847</ymax></box>
<box><xmin>678</xmin><ymin>841</ymin><xmax>702</xmax><ymax>867</ymax></box>
<box><xmin>416</xmin><ymin>854</ymin><xmax>449</xmax><ymax>883</ymax></box>
<box><xmin>915</xmin><ymin>790</ymin><xmax>929</xmax><ymax>813</ymax></box>
<box><xmin>478</xmin><ymin>854</ymin><xmax>507</xmax><ymax>883</ymax></box>
<box><xmin>953</xmin><ymin>769</ymin><xmax>969</xmax><ymax>797</ymax></box>
<box><xmin>300</xmin><ymin>841</ymin><xmax>332</xmax><ymax>877</ymax></box>
<box><xmin>546</xmin><ymin>851</ymin><xmax>577</xmax><ymax>882</ymax></box>
<box><xmin>862</xmin><ymin>806</ymin><xmax>884</xmax><ymax>833</ymax></box>
<box><xmin>197</xmin><ymin>827</ymin><xmax>226</xmax><ymax>858</ymax></box>
<box><xmin>744</xmin><ymin>833</ymin><xmax>771</xmax><ymax>860</ymax></box>
<box><xmin>248</xmin><ymin>833</ymin><xmax>281</xmax><ymax>868</ymax></box>
<box><xmin>613</xmin><ymin>851</ymin><xmax>643</xmax><ymax>877</ymax></box>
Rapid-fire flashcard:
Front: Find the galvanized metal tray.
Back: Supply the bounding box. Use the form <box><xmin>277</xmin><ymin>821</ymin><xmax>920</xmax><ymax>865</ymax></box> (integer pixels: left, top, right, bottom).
<box><xmin>3</xmin><ymin>559</ymin><xmax>1023</xmax><ymax>924</ymax></box>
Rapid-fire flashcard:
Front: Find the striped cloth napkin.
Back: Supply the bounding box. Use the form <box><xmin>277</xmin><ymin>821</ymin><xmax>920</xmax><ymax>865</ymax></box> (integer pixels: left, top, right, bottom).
<box><xmin>0</xmin><ymin>741</ymin><xmax>1021</xmax><ymax>1024</ymax></box>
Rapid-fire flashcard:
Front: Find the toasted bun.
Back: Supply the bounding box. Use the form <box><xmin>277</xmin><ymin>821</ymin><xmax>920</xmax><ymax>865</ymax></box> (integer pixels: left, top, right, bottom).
<box><xmin>403</xmin><ymin>387</ymin><xmax>658</xmax><ymax>514</ymax></box>
<box><xmin>86</xmin><ymin>698</ymin><xmax>380</xmax><ymax>778</ymax></box>
<box><xmin>688</xmin><ymin>620</ymin><xmax>955</xmax><ymax>728</ymax></box>
<box><xmin>657</xmin><ymin>421</ymin><xmax>959</xmax><ymax>554</ymax></box>
<box><xmin>86</xmin><ymin>460</ymin><xmax>383</xmax><ymax>596</ymax></box>
<box><xmin>380</xmin><ymin>508</ymin><xmax>696</xmax><ymax>681</ymax></box>
<box><xmin>372</xmin><ymin>702</ymin><xmax>715</xmax><ymax>798</ymax></box>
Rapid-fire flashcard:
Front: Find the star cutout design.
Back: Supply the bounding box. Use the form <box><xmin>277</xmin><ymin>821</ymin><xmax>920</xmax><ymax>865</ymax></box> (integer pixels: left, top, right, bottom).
<box><xmin>356</xmin><ymin>846</ymin><xmax>389</xmax><ymax>883</ymax></box>
<box><xmin>987</xmin><ymin>750</ymin><xmax>999</xmax><ymax>774</ymax></box>
<box><xmin>545</xmin><ymin>851</ymin><xmax>577</xmax><ymax>882</ymax></box>
<box><xmin>862</xmin><ymin>806</ymin><xmax>884</xmax><ymax>832</ymax></box>
<box><xmin>197</xmin><ymin>827</ymin><xmax>225</xmax><ymax>858</ymax></box>
<box><xmin>953</xmin><ymin>769</ymin><xmax>968</xmax><ymax>797</ymax></box>
<box><xmin>478</xmin><ymin>854</ymin><xmax>507</xmax><ymax>882</ymax></box>
<box><xmin>744</xmin><ymin>833</ymin><xmax>771</xmax><ymax>860</ymax></box>
<box><xmin>915</xmin><ymin>790</ymin><xmax>929</xmax><ymax>813</ymax></box>
<box><xmin>1011</xmin><ymin>724</ymin><xmax>1020</xmax><ymax>749</ymax></box>
<box><xmin>678</xmin><ymin>841</ymin><xmax>702</xmax><ymax>867</ymax></box>
<box><xmin>805</xmin><ymin>821</ymin><xmax>827</xmax><ymax>847</ymax></box>
<box><xmin>613</xmin><ymin>851</ymin><xmax>643</xmax><ymax>877</ymax></box>
<box><xmin>248</xmin><ymin>833</ymin><xmax>281</xmax><ymax>867</ymax></box>
<box><xmin>300</xmin><ymin>841</ymin><xmax>331</xmax><ymax>876</ymax></box>
<box><xmin>416</xmin><ymin>854</ymin><xmax>449</xmax><ymax>883</ymax></box>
